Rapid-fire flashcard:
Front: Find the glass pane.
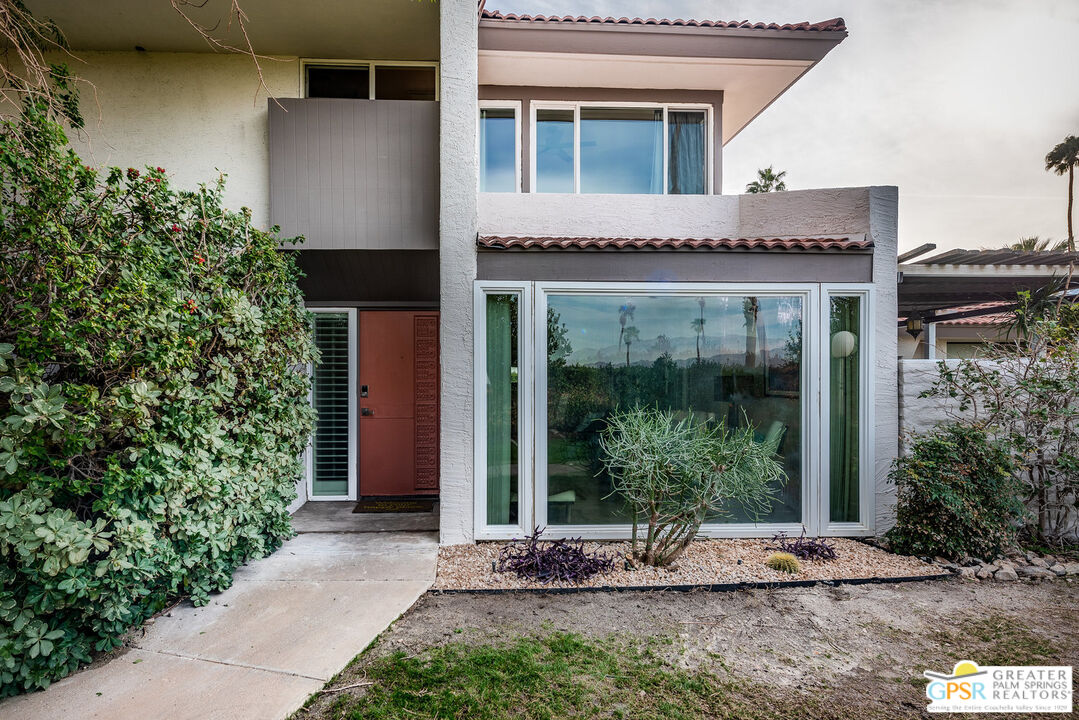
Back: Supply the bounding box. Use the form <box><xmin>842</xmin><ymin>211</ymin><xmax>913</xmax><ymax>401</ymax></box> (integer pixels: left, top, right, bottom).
<box><xmin>480</xmin><ymin>109</ymin><xmax>516</xmax><ymax>192</ymax></box>
<box><xmin>311</xmin><ymin>313</ymin><xmax>351</xmax><ymax>496</ymax></box>
<box><xmin>829</xmin><ymin>296</ymin><xmax>861</xmax><ymax>523</ymax></box>
<box><xmin>580</xmin><ymin>107</ymin><xmax>663</xmax><ymax>194</ymax></box>
<box><xmin>374</xmin><ymin>66</ymin><xmax>436</xmax><ymax>101</ymax></box>
<box><xmin>668</xmin><ymin>111</ymin><xmax>707</xmax><ymax>194</ymax></box>
<box><xmin>535</xmin><ymin>109</ymin><xmax>574</xmax><ymax>193</ymax></box>
<box><xmin>307</xmin><ymin>66</ymin><xmax>370</xmax><ymax>99</ymax></box>
<box><xmin>546</xmin><ymin>294</ymin><xmax>803</xmax><ymax>525</ymax></box>
<box><xmin>486</xmin><ymin>294</ymin><xmax>519</xmax><ymax>525</ymax></box>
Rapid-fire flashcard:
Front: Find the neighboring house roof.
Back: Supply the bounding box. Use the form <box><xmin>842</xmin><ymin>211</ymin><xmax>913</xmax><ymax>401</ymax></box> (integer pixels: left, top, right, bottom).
<box><xmin>477</xmin><ymin>235</ymin><xmax>872</xmax><ymax>251</ymax></box>
<box><xmin>911</xmin><ymin>248</ymin><xmax>1079</xmax><ymax>266</ymax></box>
<box><xmin>932</xmin><ymin>302</ymin><xmax>1013</xmax><ymax>326</ymax></box>
<box><xmin>479</xmin><ymin>9</ymin><xmax>846</xmax><ymax>33</ymax></box>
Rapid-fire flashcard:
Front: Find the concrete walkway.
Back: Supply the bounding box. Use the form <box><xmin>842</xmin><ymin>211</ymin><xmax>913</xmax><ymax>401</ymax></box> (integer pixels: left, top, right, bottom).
<box><xmin>2</xmin><ymin>504</ymin><xmax>437</xmax><ymax>720</ymax></box>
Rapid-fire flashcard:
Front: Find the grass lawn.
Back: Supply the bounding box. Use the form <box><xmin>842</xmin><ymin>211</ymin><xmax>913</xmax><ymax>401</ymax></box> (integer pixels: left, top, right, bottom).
<box><xmin>295</xmin><ymin>579</ymin><xmax>1078</xmax><ymax>720</ymax></box>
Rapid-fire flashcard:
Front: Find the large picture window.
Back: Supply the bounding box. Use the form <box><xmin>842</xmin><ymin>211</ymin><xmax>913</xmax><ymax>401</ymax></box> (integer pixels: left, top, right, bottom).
<box><xmin>530</xmin><ymin>103</ymin><xmax>710</xmax><ymax>195</ymax></box>
<box><xmin>474</xmin><ymin>282</ymin><xmax>871</xmax><ymax>539</ymax></box>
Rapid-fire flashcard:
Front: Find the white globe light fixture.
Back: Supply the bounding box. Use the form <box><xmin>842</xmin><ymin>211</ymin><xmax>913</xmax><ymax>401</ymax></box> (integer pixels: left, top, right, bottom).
<box><xmin>831</xmin><ymin>330</ymin><xmax>857</xmax><ymax>358</ymax></box>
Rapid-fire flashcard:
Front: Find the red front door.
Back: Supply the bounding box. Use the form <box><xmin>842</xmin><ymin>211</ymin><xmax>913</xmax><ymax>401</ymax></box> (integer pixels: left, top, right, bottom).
<box><xmin>358</xmin><ymin>311</ymin><xmax>439</xmax><ymax>496</ymax></box>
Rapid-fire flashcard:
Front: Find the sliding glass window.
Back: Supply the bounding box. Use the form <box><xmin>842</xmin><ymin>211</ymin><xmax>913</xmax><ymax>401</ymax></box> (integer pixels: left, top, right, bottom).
<box><xmin>532</xmin><ymin>104</ymin><xmax>709</xmax><ymax>195</ymax></box>
<box><xmin>829</xmin><ymin>295</ymin><xmax>863</xmax><ymax>524</ymax></box>
<box><xmin>535</xmin><ymin>109</ymin><xmax>575</xmax><ymax>193</ymax></box>
<box><xmin>479</xmin><ymin>107</ymin><xmax>517</xmax><ymax>192</ymax></box>
<box><xmin>544</xmin><ymin>292</ymin><xmax>803</xmax><ymax>526</ymax></box>
<box><xmin>484</xmin><ymin>293</ymin><xmax>522</xmax><ymax>526</ymax></box>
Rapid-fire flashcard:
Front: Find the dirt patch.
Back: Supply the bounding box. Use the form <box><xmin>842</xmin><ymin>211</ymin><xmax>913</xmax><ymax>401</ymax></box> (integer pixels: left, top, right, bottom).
<box><xmin>434</xmin><ymin>537</ymin><xmax>937</xmax><ymax>590</ymax></box>
<box><xmin>297</xmin><ymin>578</ymin><xmax>1079</xmax><ymax>720</ymax></box>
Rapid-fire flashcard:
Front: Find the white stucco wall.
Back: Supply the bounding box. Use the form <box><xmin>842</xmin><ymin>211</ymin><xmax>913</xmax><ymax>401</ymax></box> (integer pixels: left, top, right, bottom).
<box><xmin>438</xmin><ymin>0</ymin><xmax>479</xmax><ymax>545</ymax></box>
<box><xmin>59</xmin><ymin>51</ymin><xmax>301</xmax><ymax>228</ymax></box>
<box><xmin>479</xmin><ymin>186</ymin><xmax>877</xmax><ymax>241</ymax></box>
<box><xmin>869</xmin><ymin>187</ymin><xmax>900</xmax><ymax>534</ymax></box>
<box><xmin>897</xmin><ymin>359</ymin><xmax>965</xmax><ymax>441</ymax></box>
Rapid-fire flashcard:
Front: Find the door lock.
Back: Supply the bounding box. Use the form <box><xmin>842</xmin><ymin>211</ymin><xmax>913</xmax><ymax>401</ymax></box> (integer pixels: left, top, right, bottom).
<box><xmin>361</xmin><ymin>385</ymin><xmax>369</xmax><ymax>397</ymax></box>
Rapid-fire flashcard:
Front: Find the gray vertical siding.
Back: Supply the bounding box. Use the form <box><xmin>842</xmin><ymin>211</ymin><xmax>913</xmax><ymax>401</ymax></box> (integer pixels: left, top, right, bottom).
<box><xmin>269</xmin><ymin>98</ymin><xmax>439</xmax><ymax>250</ymax></box>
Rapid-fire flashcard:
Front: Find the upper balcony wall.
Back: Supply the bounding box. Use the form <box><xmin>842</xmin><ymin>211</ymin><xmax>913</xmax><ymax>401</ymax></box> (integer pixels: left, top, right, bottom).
<box><xmin>269</xmin><ymin>98</ymin><xmax>439</xmax><ymax>250</ymax></box>
<box><xmin>478</xmin><ymin>187</ymin><xmax>873</xmax><ymax>241</ymax></box>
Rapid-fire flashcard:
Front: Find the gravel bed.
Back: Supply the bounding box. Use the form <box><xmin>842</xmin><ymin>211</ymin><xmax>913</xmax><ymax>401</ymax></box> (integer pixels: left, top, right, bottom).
<box><xmin>433</xmin><ymin>538</ymin><xmax>938</xmax><ymax>591</ymax></box>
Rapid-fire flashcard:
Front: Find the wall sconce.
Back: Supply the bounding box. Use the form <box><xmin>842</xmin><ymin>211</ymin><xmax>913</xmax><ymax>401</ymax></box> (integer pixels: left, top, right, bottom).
<box><xmin>905</xmin><ymin>316</ymin><xmax>923</xmax><ymax>339</ymax></box>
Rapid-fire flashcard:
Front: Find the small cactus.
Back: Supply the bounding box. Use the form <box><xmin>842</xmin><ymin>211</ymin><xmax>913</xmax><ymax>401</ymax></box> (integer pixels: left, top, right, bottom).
<box><xmin>766</xmin><ymin>552</ymin><xmax>801</xmax><ymax>574</ymax></box>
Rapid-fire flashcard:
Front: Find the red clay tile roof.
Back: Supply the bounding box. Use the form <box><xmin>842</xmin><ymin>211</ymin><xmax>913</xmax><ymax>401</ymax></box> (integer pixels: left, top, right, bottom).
<box><xmin>477</xmin><ymin>236</ymin><xmax>871</xmax><ymax>251</ymax></box>
<box><xmin>479</xmin><ymin>8</ymin><xmax>846</xmax><ymax>33</ymax></box>
<box><xmin>934</xmin><ymin>302</ymin><xmax>1014</xmax><ymax>326</ymax></box>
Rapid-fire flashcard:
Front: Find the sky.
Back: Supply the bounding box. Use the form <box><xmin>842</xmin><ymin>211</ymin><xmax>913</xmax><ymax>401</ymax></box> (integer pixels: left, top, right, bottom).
<box><xmin>491</xmin><ymin>0</ymin><xmax>1079</xmax><ymax>252</ymax></box>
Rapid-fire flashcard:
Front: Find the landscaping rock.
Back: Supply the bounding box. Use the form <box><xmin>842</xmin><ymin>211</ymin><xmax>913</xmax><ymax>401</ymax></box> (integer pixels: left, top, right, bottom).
<box><xmin>1050</xmin><ymin>564</ymin><xmax>1067</xmax><ymax>577</ymax></box>
<box><xmin>1064</xmin><ymin>563</ymin><xmax>1079</xmax><ymax>576</ymax></box>
<box><xmin>959</xmin><ymin>567</ymin><xmax>977</xmax><ymax>581</ymax></box>
<box><xmin>995</xmin><ymin>567</ymin><xmax>1018</xmax><ymax>582</ymax></box>
<box><xmin>975</xmin><ymin>567</ymin><xmax>992</xmax><ymax>580</ymax></box>
<box><xmin>982</xmin><ymin>563</ymin><xmax>999</xmax><ymax>574</ymax></box>
<box><xmin>1015</xmin><ymin>565</ymin><xmax>1056</xmax><ymax>580</ymax></box>
<box><xmin>1029</xmin><ymin>556</ymin><xmax>1049</xmax><ymax>569</ymax></box>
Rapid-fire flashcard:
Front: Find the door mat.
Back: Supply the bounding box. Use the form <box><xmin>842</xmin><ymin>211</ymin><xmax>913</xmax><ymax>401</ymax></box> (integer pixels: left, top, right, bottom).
<box><xmin>353</xmin><ymin>498</ymin><xmax>436</xmax><ymax>514</ymax></box>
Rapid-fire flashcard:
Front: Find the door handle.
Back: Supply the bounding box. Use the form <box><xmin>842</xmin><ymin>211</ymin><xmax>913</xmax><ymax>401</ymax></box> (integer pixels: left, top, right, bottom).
<box><xmin>361</xmin><ymin>407</ymin><xmax>374</xmax><ymax>416</ymax></box>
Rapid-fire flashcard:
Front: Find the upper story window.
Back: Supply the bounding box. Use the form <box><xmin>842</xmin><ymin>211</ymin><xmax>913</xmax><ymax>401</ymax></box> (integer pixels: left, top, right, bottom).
<box><xmin>305</xmin><ymin>62</ymin><xmax>438</xmax><ymax>101</ymax></box>
<box><xmin>534</xmin><ymin>103</ymin><xmax>710</xmax><ymax>195</ymax></box>
<box><xmin>479</xmin><ymin>102</ymin><xmax>520</xmax><ymax>192</ymax></box>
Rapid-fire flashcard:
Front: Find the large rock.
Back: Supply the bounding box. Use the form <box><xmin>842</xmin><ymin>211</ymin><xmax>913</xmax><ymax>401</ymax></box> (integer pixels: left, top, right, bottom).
<box><xmin>1016</xmin><ymin>565</ymin><xmax>1056</xmax><ymax>580</ymax></box>
<box><xmin>959</xmin><ymin>567</ymin><xmax>978</xmax><ymax>581</ymax></box>
<box><xmin>995</xmin><ymin>567</ymin><xmax>1019</xmax><ymax>582</ymax></box>
<box><xmin>1050</xmin><ymin>564</ymin><xmax>1067</xmax><ymax>577</ymax></box>
<box><xmin>1029</xmin><ymin>556</ymin><xmax>1049</xmax><ymax>569</ymax></box>
<box><xmin>1064</xmin><ymin>563</ymin><xmax>1079</xmax><ymax>576</ymax></box>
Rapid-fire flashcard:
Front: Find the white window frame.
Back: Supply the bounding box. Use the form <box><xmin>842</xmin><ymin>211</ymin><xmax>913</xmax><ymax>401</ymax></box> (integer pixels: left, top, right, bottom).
<box><xmin>478</xmin><ymin>100</ymin><xmax>522</xmax><ymax>193</ymax></box>
<box><xmin>306</xmin><ymin>307</ymin><xmax>358</xmax><ymax>502</ymax></box>
<box><xmin>300</xmin><ymin>59</ymin><xmax>440</xmax><ymax>101</ymax></box>
<box><xmin>529</xmin><ymin>101</ymin><xmax>714</xmax><ymax>195</ymax></box>
<box><xmin>820</xmin><ymin>285</ymin><xmax>876</xmax><ymax>536</ymax></box>
<box><xmin>474</xmin><ymin>282</ymin><xmax>534</xmax><ymax>539</ymax></box>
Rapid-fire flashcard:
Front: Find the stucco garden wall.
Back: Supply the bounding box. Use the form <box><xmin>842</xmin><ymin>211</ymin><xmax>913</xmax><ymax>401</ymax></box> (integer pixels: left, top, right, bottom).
<box><xmin>57</xmin><ymin>51</ymin><xmax>301</xmax><ymax>228</ymax></box>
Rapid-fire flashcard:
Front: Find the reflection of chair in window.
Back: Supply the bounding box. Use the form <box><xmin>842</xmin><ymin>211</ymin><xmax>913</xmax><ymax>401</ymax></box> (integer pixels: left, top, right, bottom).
<box><xmin>760</xmin><ymin>420</ymin><xmax>788</xmax><ymax>453</ymax></box>
<box><xmin>548</xmin><ymin>490</ymin><xmax>576</xmax><ymax>524</ymax></box>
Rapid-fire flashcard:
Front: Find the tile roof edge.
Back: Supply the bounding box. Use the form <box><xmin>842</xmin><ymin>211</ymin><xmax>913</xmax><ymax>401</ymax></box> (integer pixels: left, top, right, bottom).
<box><xmin>479</xmin><ymin>9</ymin><xmax>847</xmax><ymax>33</ymax></box>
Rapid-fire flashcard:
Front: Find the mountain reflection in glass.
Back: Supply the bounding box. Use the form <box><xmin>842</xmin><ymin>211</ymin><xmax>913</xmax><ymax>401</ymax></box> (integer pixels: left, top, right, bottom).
<box><xmin>545</xmin><ymin>294</ymin><xmax>802</xmax><ymax>526</ymax></box>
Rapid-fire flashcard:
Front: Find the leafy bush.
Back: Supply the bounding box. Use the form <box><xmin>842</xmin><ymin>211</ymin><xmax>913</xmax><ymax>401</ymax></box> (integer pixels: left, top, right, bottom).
<box><xmin>765</xmin><ymin>552</ymin><xmax>800</xmax><ymax>574</ymax></box>
<box><xmin>496</xmin><ymin>528</ymin><xmax>617</xmax><ymax>584</ymax></box>
<box><xmin>885</xmin><ymin>425</ymin><xmax>1024</xmax><ymax>561</ymax></box>
<box><xmin>770</xmin><ymin>529</ymin><xmax>837</xmax><ymax>562</ymax></box>
<box><xmin>600</xmin><ymin>406</ymin><xmax>784</xmax><ymax>566</ymax></box>
<box><xmin>925</xmin><ymin>315</ymin><xmax>1079</xmax><ymax>543</ymax></box>
<box><xmin>0</xmin><ymin>99</ymin><xmax>314</xmax><ymax>695</ymax></box>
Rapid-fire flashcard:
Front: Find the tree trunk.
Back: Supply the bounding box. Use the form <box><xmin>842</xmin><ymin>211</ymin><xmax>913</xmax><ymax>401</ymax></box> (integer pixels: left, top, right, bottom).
<box><xmin>1068</xmin><ymin>164</ymin><xmax>1074</xmax><ymax>252</ymax></box>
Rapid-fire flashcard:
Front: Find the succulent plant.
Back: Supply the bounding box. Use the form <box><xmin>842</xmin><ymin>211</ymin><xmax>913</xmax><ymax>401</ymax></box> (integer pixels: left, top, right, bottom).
<box><xmin>765</xmin><ymin>552</ymin><xmax>801</xmax><ymax>574</ymax></box>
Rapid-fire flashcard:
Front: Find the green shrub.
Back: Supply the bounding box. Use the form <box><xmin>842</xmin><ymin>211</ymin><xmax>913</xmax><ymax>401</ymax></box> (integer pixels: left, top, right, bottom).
<box><xmin>600</xmin><ymin>406</ymin><xmax>784</xmax><ymax>567</ymax></box>
<box><xmin>765</xmin><ymin>552</ymin><xmax>800</xmax><ymax>574</ymax></box>
<box><xmin>886</xmin><ymin>424</ymin><xmax>1024</xmax><ymax>561</ymax></box>
<box><xmin>0</xmin><ymin>99</ymin><xmax>314</xmax><ymax>695</ymax></box>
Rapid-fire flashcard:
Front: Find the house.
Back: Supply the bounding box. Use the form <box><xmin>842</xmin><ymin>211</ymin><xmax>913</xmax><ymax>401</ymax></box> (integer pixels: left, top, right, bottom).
<box><xmin>897</xmin><ymin>247</ymin><xmax>1079</xmax><ymax>358</ymax></box>
<box><xmin>29</xmin><ymin>0</ymin><xmax>899</xmax><ymax>543</ymax></box>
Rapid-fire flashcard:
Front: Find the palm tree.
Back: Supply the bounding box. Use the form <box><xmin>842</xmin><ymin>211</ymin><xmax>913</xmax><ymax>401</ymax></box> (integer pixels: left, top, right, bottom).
<box><xmin>745</xmin><ymin>166</ymin><xmax>787</xmax><ymax>194</ymax></box>
<box><xmin>623</xmin><ymin>326</ymin><xmax>639</xmax><ymax>367</ymax></box>
<box><xmin>692</xmin><ymin>297</ymin><xmax>706</xmax><ymax>364</ymax></box>
<box><xmin>1011</xmin><ymin>236</ymin><xmax>1068</xmax><ymax>251</ymax></box>
<box><xmin>617</xmin><ymin>301</ymin><xmax>635</xmax><ymax>348</ymax></box>
<box><xmin>1045</xmin><ymin>135</ymin><xmax>1079</xmax><ymax>252</ymax></box>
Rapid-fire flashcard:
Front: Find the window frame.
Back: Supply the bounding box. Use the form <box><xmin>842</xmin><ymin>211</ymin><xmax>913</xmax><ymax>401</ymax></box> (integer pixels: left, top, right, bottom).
<box><xmin>473</xmin><ymin>281</ymin><xmax>888</xmax><ymax>539</ymax></box>
<box><xmin>306</xmin><ymin>307</ymin><xmax>358</xmax><ymax>502</ymax></box>
<box><xmin>473</xmin><ymin>282</ymin><xmax>535</xmax><ymax>539</ymax></box>
<box><xmin>819</xmin><ymin>285</ymin><xmax>875</xmax><ymax>536</ymax></box>
<box><xmin>528</xmin><ymin>101</ymin><xmax>714</xmax><ymax>195</ymax></box>
<box><xmin>478</xmin><ymin>100</ymin><xmax>522</xmax><ymax>193</ymax></box>
<box><xmin>301</xmin><ymin>59</ymin><xmax>440</xmax><ymax>101</ymax></box>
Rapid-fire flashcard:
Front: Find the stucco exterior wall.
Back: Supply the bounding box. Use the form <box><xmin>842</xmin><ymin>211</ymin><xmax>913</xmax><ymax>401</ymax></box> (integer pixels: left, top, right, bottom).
<box><xmin>897</xmin><ymin>359</ymin><xmax>964</xmax><ymax>442</ymax></box>
<box><xmin>869</xmin><ymin>187</ymin><xmax>900</xmax><ymax>534</ymax></box>
<box><xmin>60</xmin><ymin>51</ymin><xmax>301</xmax><ymax>228</ymax></box>
<box><xmin>479</xmin><ymin>186</ymin><xmax>876</xmax><ymax>242</ymax></box>
<box><xmin>438</xmin><ymin>0</ymin><xmax>479</xmax><ymax>545</ymax></box>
